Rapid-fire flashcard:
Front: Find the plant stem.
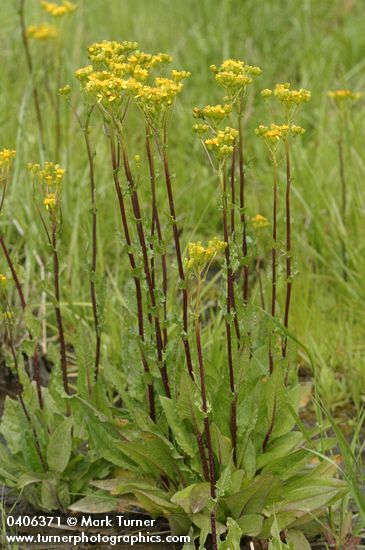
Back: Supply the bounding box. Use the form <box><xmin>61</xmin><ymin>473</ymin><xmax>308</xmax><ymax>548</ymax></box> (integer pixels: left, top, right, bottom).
<box><xmin>19</xmin><ymin>0</ymin><xmax>46</xmax><ymax>157</ymax></box>
<box><xmin>146</xmin><ymin>124</ymin><xmax>168</xmax><ymax>348</ymax></box>
<box><xmin>238</xmin><ymin>99</ymin><xmax>249</xmax><ymax>304</ymax></box>
<box><xmin>282</xmin><ymin>138</ymin><xmax>292</xmax><ymax>358</ymax></box>
<box><xmin>222</xmin><ymin>163</ymin><xmax>237</xmax><ymax>464</ymax></box>
<box><xmin>119</xmin><ymin>134</ymin><xmax>170</xmax><ymax>398</ymax></box>
<box><xmin>194</xmin><ymin>277</ymin><xmax>217</xmax><ymax>550</ymax></box>
<box><xmin>0</xmin><ymin>235</ymin><xmax>43</xmax><ymax>408</ymax></box>
<box><xmin>110</xmin><ymin>135</ymin><xmax>155</xmax><ymax>421</ymax></box>
<box><xmin>7</xmin><ymin>323</ymin><xmax>46</xmax><ymax>469</ymax></box>
<box><xmin>338</xmin><ymin>136</ymin><xmax>348</xmax><ymax>281</ymax></box>
<box><xmin>269</xmin><ymin>154</ymin><xmax>278</xmax><ymax>374</ymax></box>
<box><xmin>83</xmin><ymin>109</ymin><xmax>101</xmax><ymax>381</ymax></box>
<box><xmin>161</xmin><ymin>123</ymin><xmax>194</xmax><ymax>379</ymax></box>
<box><xmin>51</xmin><ymin>223</ymin><xmax>69</xmax><ymax>395</ymax></box>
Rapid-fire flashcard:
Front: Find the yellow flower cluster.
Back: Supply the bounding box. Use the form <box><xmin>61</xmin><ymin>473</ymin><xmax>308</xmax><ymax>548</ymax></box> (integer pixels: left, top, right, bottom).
<box><xmin>0</xmin><ymin>274</ymin><xmax>7</xmax><ymax>285</ymax></box>
<box><xmin>41</xmin><ymin>0</ymin><xmax>77</xmax><ymax>16</ymax></box>
<box><xmin>262</xmin><ymin>83</ymin><xmax>311</xmax><ymax>105</ymax></box>
<box><xmin>29</xmin><ymin>162</ymin><xmax>65</xmax><ymax>211</ymax></box>
<box><xmin>75</xmin><ymin>40</ymin><xmax>189</xmax><ymax>117</ymax></box>
<box><xmin>210</xmin><ymin>59</ymin><xmax>262</xmax><ymax>95</ymax></box>
<box><xmin>43</xmin><ymin>194</ymin><xmax>57</xmax><ymax>210</ymax></box>
<box><xmin>328</xmin><ymin>89</ymin><xmax>363</xmax><ymax>102</ymax></box>
<box><xmin>255</xmin><ymin>123</ymin><xmax>305</xmax><ymax>143</ymax></box>
<box><xmin>0</xmin><ymin>149</ymin><xmax>16</xmax><ymax>169</ymax></box>
<box><xmin>193</xmin><ymin>104</ymin><xmax>232</xmax><ymax>121</ymax></box>
<box><xmin>252</xmin><ymin>214</ymin><xmax>269</xmax><ymax>229</ymax></box>
<box><xmin>205</xmin><ymin>127</ymin><xmax>239</xmax><ymax>157</ymax></box>
<box><xmin>186</xmin><ymin>238</ymin><xmax>227</xmax><ymax>272</ymax></box>
<box><xmin>192</xmin><ymin>123</ymin><xmax>210</xmax><ymax>135</ymax></box>
<box><xmin>27</xmin><ymin>23</ymin><xmax>58</xmax><ymax>40</ymax></box>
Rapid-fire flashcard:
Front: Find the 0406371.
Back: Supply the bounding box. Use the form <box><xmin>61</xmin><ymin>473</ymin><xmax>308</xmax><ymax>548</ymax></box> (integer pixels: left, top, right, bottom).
<box><xmin>6</xmin><ymin>516</ymin><xmax>62</xmax><ymax>527</ymax></box>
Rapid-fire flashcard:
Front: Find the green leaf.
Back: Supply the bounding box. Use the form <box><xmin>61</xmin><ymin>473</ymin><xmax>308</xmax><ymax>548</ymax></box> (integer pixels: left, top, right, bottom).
<box><xmin>171</xmin><ymin>483</ymin><xmax>211</xmax><ymax>514</ymax></box>
<box><xmin>69</xmin><ymin>493</ymin><xmax>118</xmax><ymax>513</ymax></box>
<box><xmin>286</xmin><ymin>530</ymin><xmax>311</xmax><ymax>549</ymax></box>
<box><xmin>219</xmin><ymin>517</ymin><xmax>242</xmax><ymax>549</ymax></box>
<box><xmin>160</xmin><ymin>396</ymin><xmax>197</xmax><ymax>458</ymax></box>
<box><xmin>47</xmin><ymin>417</ymin><xmax>73</xmax><ymax>473</ymax></box>
<box><xmin>236</xmin><ymin>513</ymin><xmax>263</xmax><ymax>537</ymax></box>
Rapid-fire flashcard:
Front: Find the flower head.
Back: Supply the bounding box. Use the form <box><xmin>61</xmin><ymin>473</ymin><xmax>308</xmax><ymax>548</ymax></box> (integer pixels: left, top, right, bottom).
<box><xmin>185</xmin><ymin>238</ymin><xmax>227</xmax><ymax>273</ymax></box>
<box><xmin>328</xmin><ymin>89</ymin><xmax>363</xmax><ymax>102</ymax></box>
<box><xmin>41</xmin><ymin>0</ymin><xmax>77</xmax><ymax>16</ymax></box>
<box><xmin>252</xmin><ymin>214</ymin><xmax>269</xmax><ymax>229</ymax></box>
<box><xmin>43</xmin><ymin>193</ymin><xmax>57</xmax><ymax>210</ymax></box>
<box><xmin>27</xmin><ymin>23</ymin><xmax>58</xmax><ymax>40</ymax></box>
<box><xmin>205</xmin><ymin>126</ymin><xmax>238</xmax><ymax>158</ymax></box>
<box><xmin>29</xmin><ymin>161</ymin><xmax>65</xmax><ymax>213</ymax></box>
<box><xmin>211</xmin><ymin>58</ymin><xmax>262</xmax><ymax>98</ymax></box>
<box><xmin>193</xmin><ymin>104</ymin><xmax>232</xmax><ymax>122</ymax></box>
<box><xmin>0</xmin><ymin>149</ymin><xmax>16</xmax><ymax>169</ymax></box>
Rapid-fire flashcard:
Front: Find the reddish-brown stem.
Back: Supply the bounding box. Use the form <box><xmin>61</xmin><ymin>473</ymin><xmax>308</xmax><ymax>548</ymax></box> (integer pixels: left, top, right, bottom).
<box><xmin>161</xmin><ymin>126</ymin><xmax>194</xmax><ymax>379</ymax></box>
<box><xmin>269</xmin><ymin>156</ymin><xmax>278</xmax><ymax>374</ymax></box>
<box><xmin>19</xmin><ymin>0</ymin><xmax>46</xmax><ymax>156</ymax></box>
<box><xmin>51</xmin><ymin>223</ymin><xmax>69</xmax><ymax>395</ymax></box>
<box><xmin>222</xmin><ymin>164</ymin><xmax>237</xmax><ymax>464</ymax></box>
<box><xmin>146</xmin><ymin>125</ymin><xmax>168</xmax><ymax>348</ymax></box>
<box><xmin>194</xmin><ymin>316</ymin><xmax>217</xmax><ymax>549</ymax></box>
<box><xmin>110</xmin><ymin>136</ymin><xmax>155</xmax><ymax>421</ymax></box>
<box><xmin>282</xmin><ymin>139</ymin><xmax>292</xmax><ymax>358</ymax></box>
<box><xmin>83</xmin><ymin>110</ymin><xmax>101</xmax><ymax>381</ymax></box>
<box><xmin>0</xmin><ymin>235</ymin><xmax>43</xmax><ymax>408</ymax></box>
<box><xmin>119</xmin><ymin>136</ymin><xmax>170</xmax><ymax>398</ymax></box>
<box><xmin>238</xmin><ymin>101</ymin><xmax>249</xmax><ymax>304</ymax></box>
<box><xmin>230</xmin><ymin>147</ymin><xmax>236</xmax><ymax>237</ymax></box>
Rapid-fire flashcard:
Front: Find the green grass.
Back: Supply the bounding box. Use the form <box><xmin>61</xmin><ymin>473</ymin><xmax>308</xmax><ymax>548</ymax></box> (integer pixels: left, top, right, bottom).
<box><xmin>1</xmin><ymin>0</ymin><xmax>365</xmax><ymax>407</ymax></box>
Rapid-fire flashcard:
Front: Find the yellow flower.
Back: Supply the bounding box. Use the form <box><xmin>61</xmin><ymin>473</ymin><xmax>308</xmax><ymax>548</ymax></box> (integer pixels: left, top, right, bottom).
<box><xmin>255</xmin><ymin>123</ymin><xmax>304</xmax><ymax>142</ymax></box>
<box><xmin>43</xmin><ymin>194</ymin><xmax>57</xmax><ymax>210</ymax></box>
<box><xmin>263</xmin><ymin>83</ymin><xmax>311</xmax><ymax>105</ymax></box>
<box><xmin>211</xmin><ymin>58</ymin><xmax>262</xmax><ymax>96</ymax></box>
<box><xmin>186</xmin><ymin>238</ymin><xmax>227</xmax><ymax>272</ymax></box>
<box><xmin>0</xmin><ymin>274</ymin><xmax>7</xmax><ymax>285</ymax></box>
<box><xmin>328</xmin><ymin>89</ymin><xmax>363</xmax><ymax>102</ymax></box>
<box><xmin>205</xmin><ymin>127</ymin><xmax>239</xmax><ymax>158</ymax></box>
<box><xmin>58</xmin><ymin>84</ymin><xmax>71</xmax><ymax>96</ymax></box>
<box><xmin>252</xmin><ymin>214</ymin><xmax>269</xmax><ymax>229</ymax></box>
<box><xmin>27</xmin><ymin>23</ymin><xmax>58</xmax><ymax>40</ymax></box>
<box><xmin>41</xmin><ymin>0</ymin><xmax>77</xmax><ymax>16</ymax></box>
<box><xmin>193</xmin><ymin>104</ymin><xmax>232</xmax><ymax>121</ymax></box>
<box><xmin>0</xmin><ymin>149</ymin><xmax>16</xmax><ymax>168</ymax></box>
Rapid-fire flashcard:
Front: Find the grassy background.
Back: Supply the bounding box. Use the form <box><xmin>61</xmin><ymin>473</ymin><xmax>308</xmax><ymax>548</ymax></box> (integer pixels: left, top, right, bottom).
<box><xmin>1</xmin><ymin>0</ymin><xmax>365</xmax><ymax>410</ymax></box>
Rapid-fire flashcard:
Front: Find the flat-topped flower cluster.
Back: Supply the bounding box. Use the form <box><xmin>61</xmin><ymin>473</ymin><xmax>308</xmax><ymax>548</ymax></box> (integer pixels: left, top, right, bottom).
<box><xmin>75</xmin><ymin>40</ymin><xmax>190</xmax><ymax>125</ymax></box>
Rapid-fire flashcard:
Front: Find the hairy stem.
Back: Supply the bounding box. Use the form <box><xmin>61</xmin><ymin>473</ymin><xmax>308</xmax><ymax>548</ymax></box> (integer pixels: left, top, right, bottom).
<box><xmin>110</xmin><ymin>135</ymin><xmax>155</xmax><ymax>421</ymax></box>
<box><xmin>269</xmin><ymin>155</ymin><xmax>278</xmax><ymax>374</ymax></box>
<box><xmin>282</xmin><ymin>138</ymin><xmax>292</xmax><ymax>358</ymax></box>
<box><xmin>119</xmin><ymin>133</ymin><xmax>170</xmax><ymax>398</ymax></box>
<box><xmin>222</xmin><ymin>163</ymin><xmax>237</xmax><ymax>464</ymax></box>
<box><xmin>161</xmin><ymin>124</ymin><xmax>194</xmax><ymax>379</ymax></box>
<box><xmin>194</xmin><ymin>278</ymin><xmax>217</xmax><ymax>549</ymax></box>
<box><xmin>51</xmin><ymin>223</ymin><xmax>69</xmax><ymax>394</ymax></box>
<box><xmin>238</xmin><ymin>99</ymin><xmax>249</xmax><ymax>304</ymax></box>
<box><xmin>146</xmin><ymin>124</ymin><xmax>168</xmax><ymax>348</ymax></box>
<box><xmin>83</xmin><ymin>109</ymin><xmax>101</xmax><ymax>381</ymax></box>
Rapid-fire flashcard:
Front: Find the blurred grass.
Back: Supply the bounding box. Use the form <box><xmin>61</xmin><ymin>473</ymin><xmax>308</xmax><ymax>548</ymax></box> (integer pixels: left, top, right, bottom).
<box><xmin>1</xmin><ymin>0</ymin><xmax>365</xmax><ymax>409</ymax></box>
